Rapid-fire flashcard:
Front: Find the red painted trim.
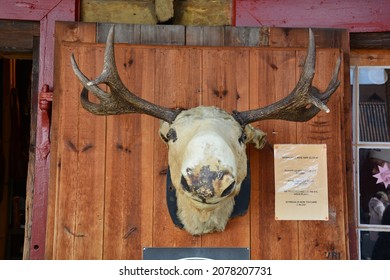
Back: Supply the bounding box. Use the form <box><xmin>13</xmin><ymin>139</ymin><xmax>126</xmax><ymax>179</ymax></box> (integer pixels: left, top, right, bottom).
<box><xmin>232</xmin><ymin>0</ymin><xmax>237</xmax><ymax>26</ymax></box>
<box><xmin>0</xmin><ymin>0</ymin><xmax>57</xmax><ymax>20</ymax></box>
<box><xmin>235</xmin><ymin>0</ymin><xmax>390</xmax><ymax>32</ymax></box>
<box><xmin>0</xmin><ymin>0</ymin><xmax>79</xmax><ymax>259</ymax></box>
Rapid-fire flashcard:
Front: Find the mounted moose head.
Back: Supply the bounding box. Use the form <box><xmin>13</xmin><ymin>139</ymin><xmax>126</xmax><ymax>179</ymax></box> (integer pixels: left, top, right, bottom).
<box><xmin>71</xmin><ymin>26</ymin><xmax>341</xmax><ymax>235</ymax></box>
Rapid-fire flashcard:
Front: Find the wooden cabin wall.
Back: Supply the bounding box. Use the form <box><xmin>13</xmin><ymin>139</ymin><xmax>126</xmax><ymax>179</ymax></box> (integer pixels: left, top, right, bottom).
<box><xmin>46</xmin><ymin>22</ymin><xmax>349</xmax><ymax>260</ymax></box>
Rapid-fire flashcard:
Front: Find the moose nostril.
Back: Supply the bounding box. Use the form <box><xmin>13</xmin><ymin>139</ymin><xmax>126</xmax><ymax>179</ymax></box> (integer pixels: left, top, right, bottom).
<box><xmin>221</xmin><ymin>181</ymin><xmax>235</xmax><ymax>197</ymax></box>
<box><xmin>181</xmin><ymin>175</ymin><xmax>191</xmax><ymax>192</ymax></box>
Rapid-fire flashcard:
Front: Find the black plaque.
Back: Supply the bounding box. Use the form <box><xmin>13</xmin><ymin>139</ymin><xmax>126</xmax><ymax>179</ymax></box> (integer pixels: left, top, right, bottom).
<box><xmin>143</xmin><ymin>247</ymin><xmax>250</xmax><ymax>260</ymax></box>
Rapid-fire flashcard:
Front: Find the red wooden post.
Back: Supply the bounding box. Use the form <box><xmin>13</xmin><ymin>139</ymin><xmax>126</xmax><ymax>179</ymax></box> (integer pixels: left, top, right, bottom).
<box><xmin>0</xmin><ymin>0</ymin><xmax>79</xmax><ymax>259</ymax></box>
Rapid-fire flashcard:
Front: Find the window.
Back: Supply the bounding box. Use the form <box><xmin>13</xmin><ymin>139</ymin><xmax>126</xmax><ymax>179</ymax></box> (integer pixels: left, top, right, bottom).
<box><xmin>351</xmin><ymin>65</ymin><xmax>390</xmax><ymax>260</ymax></box>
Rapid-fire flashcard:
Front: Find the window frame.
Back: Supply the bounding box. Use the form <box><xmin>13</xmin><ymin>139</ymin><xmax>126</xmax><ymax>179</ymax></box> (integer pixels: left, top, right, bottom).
<box><xmin>351</xmin><ymin>51</ymin><xmax>390</xmax><ymax>259</ymax></box>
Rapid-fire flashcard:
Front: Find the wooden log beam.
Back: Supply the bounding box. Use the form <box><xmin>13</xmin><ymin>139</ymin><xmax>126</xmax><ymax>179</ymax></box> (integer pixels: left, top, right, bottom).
<box><xmin>0</xmin><ymin>20</ymin><xmax>39</xmax><ymax>59</ymax></box>
<box><xmin>350</xmin><ymin>32</ymin><xmax>390</xmax><ymax>49</ymax></box>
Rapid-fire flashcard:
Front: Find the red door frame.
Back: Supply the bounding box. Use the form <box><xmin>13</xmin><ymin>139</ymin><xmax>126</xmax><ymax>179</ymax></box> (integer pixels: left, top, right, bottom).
<box><xmin>0</xmin><ymin>0</ymin><xmax>79</xmax><ymax>259</ymax></box>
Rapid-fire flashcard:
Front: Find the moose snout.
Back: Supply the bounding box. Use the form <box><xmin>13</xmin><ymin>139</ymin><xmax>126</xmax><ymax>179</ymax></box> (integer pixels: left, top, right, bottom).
<box><xmin>180</xmin><ymin>165</ymin><xmax>236</xmax><ymax>202</ymax></box>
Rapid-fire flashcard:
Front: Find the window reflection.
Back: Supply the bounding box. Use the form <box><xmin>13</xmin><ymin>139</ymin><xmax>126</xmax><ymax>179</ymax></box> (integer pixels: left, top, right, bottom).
<box><xmin>359</xmin><ymin>68</ymin><xmax>390</xmax><ymax>142</ymax></box>
<box><xmin>361</xmin><ymin>231</ymin><xmax>375</xmax><ymax>260</ymax></box>
<box><xmin>359</xmin><ymin>148</ymin><xmax>390</xmax><ymax>225</ymax></box>
<box><xmin>360</xmin><ymin>230</ymin><xmax>390</xmax><ymax>260</ymax></box>
<box><xmin>360</xmin><ymin>206</ymin><xmax>390</xmax><ymax>260</ymax></box>
<box><xmin>355</xmin><ymin>66</ymin><xmax>390</xmax><ymax>260</ymax></box>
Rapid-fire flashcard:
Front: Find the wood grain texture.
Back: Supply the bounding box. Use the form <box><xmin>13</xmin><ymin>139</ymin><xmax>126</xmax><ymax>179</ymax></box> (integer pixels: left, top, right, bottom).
<box><xmin>351</xmin><ymin>50</ymin><xmax>390</xmax><ymax>66</ymax></box>
<box><xmin>47</xmin><ymin>22</ymin><xmax>97</xmax><ymax>259</ymax></box>
<box><xmin>350</xmin><ymin>32</ymin><xmax>390</xmax><ymax>50</ymax></box>
<box><xmin>0</xmin><ymin>20</ymin><xmax>39</xmax><ymax>57</ymax></box>
<box><xmin>72</xmin><ymin>46</ymin><xmax>106</xmax><ymax>259</ymax></box>
<box><xmin>102</xmin><ymin>47</ymin><xmax>157</xmax><ymax>259</ymax></box>
<box><xmin>249</xmin><ymin>49</ymin><xmax>299</xmax><ymax>259</ymax></box>
<box><xmin>48</xmin><ymin>22</ymin><xmax>348</xmax><ymax>259</ymax></box>
<box><xmin>296</xmin><ymin>49</ymin><xmax>346</xmax><ymax>260</ymax></box>
<box><xmin>152</xmin><ymin>47</ymin><xmax>202</xmax><ymax>247</ymax></box>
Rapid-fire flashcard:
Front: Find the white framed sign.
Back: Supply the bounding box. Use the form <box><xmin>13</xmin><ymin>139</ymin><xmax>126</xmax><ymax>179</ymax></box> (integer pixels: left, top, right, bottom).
<box><xmin>274</xmin><ymin>144</ymin><xmax>329</xmax><ymax>220</ymax></box>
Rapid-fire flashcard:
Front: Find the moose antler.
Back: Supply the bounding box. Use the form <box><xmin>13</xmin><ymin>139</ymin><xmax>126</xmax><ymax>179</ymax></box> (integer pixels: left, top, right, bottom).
<box><xmin>71</xmin><ymin>26</ymin><xmax>181</xmax><ymax>124</ymax></box>
<box><xmin>232</xmin><ymin>29</ymin><xmax>341</xmax><ymax>126</ymax></box>
<box><xmin>70</xmin><ymin>25</ymin><xmax>342</xmax><ymax>236</ymax></box>
<box><xmin>72</xmin><ymin>26</ymin><xmax>340</xmax><ymax>126</ymax></box>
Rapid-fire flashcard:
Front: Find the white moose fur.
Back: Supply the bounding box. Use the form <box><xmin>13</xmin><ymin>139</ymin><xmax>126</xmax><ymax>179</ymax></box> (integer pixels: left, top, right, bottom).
<box><xmin>160</xmin><ymin>106</ymin><xmax>266</xmax><ymax>235</ymax></box>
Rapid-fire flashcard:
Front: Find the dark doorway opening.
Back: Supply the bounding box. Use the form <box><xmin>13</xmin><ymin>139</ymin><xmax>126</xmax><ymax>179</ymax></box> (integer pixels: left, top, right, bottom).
<box><xmin>0</xmin><ymin>58</ymin><xmax>32</xmax><ymax>259</ymax></box>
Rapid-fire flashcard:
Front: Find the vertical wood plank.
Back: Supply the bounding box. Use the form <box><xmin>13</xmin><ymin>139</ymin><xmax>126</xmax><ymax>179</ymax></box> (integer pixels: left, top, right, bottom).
<box><xmin>201</xmin><ymin>47</ymin><xmax>251</xmax><ymax>248</ymax></box>
<box><xmin>61</xmin><ymin>45</ymin><xmax>106</xmax><ymax>260</ymax></box>
<box><xmin>132</xmin><ymin>47</ymin><xmax>155</xmax><ymax>258</ymax></box>
<box><xmin>201</xmin><ymin>48</ymin><xmax>248</xmax><ymax>112</ymax></box>
<box><xmin>249</xmin><ymin>48</ymin><xmax>299</xmax><ymax>259</ymax></box>
<box><xmin>140</xmin><ymin>25</ymin><xmax>185</xmax><ymax>45</ymax></box>
<box><xmin>104</xmin><ymin>112</ymin><xmax>143</xmax><ymax>259</ymax></box>
<box><xmin>103</xmin><ymin>46</ymin><xmax>156</xmax><ymax>259</ymax></box>
<box><xmin>156</xmin><ymin>47</ymin><xmax>202</xmax><ymax>109</ymax></box>
<box><xmin>24</xmin><ymin>35</ymin><xmax>40</xmax><ymax>259</ymax></box>
<box><xmin>185</xmin><ymin>26</ymin><xmax>225</xmax><ymax>46</ymax></box>
<box><xmin>224</xmin><ymin>26</ymin><xmax>269</xmax><ymax>47</ymax></box>
<box><xmin>53</xmin><ymin>44</ymin><xmax>80</xmax><ymax>259</ymax></box>
<box><xmin>338</xmin><ymin>30</ymin><xmax>356</xmax><ymax>260</ymax></box>
<box><xmin>48</xmin><ymin>22</ymin><xmax>97</xmax><ymax>259</ymax></box>
<box><xmin>97</xmin><ymin>23</ymin><xmax>142</xmax><ymax>44</ymax></box>
<box><xmin>72</xmin><ymin>46</ymin><xmax>106</xmax><ymax>259</ymax></box>
<box><xmin>152</xmin><ymin>47</ymin><xmax>203</xmax><ymax>247</ymax></box>
<box><xmin>296</xmin><ymin>49</ymin><xmax>347</xmax><ymax>259</ymax></box>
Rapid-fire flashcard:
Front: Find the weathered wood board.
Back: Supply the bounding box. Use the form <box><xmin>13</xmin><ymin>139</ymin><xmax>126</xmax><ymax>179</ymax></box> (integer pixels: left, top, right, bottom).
<box><xmin>46</xmin><ymin>22</ymin><xmax>348</xmax><ymax>260</ymax></box>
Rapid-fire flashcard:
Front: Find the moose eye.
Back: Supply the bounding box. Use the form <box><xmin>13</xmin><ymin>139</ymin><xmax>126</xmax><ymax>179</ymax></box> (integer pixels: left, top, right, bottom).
<box><xmin>221</xmin><ymin>181</ymin><xmax>235</xmax><ymax>197</ymax></box>
<box><xmin>160</xmin><ymin>132</ymin><xmax>169</xmax><ymax>142</ymax></box>
<box><xmin>239</xmin><ymin>132</ymin><xmax>247</xmax><ymax>144</ymax></box>
<box><xmin>166</xmin><ymin>128</ymin><xmax>177</xmax><ymax>142</ymax></box>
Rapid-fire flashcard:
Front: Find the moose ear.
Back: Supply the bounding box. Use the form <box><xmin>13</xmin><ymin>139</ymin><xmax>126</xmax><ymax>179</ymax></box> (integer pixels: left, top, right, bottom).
<box><xmin>244</xmin><ymin>125</ymin><xmax>267</xmax><ymax>149</ymax></box>
<box><xmin>159</xmin><ymin>120</ymin><xmax>172</xmax><ymax>143</ymax></box>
